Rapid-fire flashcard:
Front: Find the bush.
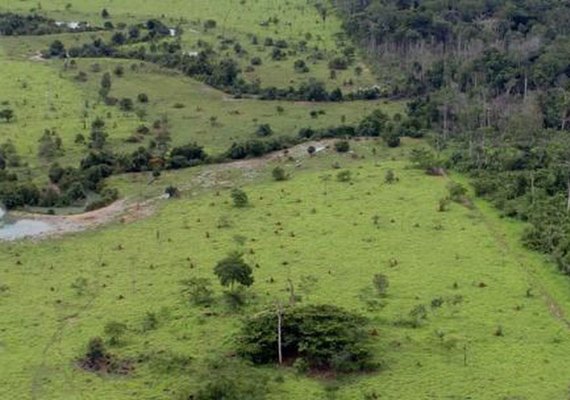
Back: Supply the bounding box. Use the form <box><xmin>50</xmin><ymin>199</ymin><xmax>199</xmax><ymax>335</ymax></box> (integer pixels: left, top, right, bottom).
<box><xmin>336</xmin><ymin>170</ymin><xmax>352</xmax><ymax>182</ymax></box>
<box><xmin>447</xmin><ymin>182</ymin><xmax>468</xmax><ymax>202</ymax></box>
<box><xmin>118</xmin><ymin>97</ymin><xmax>134</xmax><ymax>112</ymax></box>
<box><xmin>272</xmin><ymin>166</ymin><xmax>288</xmax><ymax>181</ymax></box>
<box><xmin>329</xmin><ymin>57</ymin><xmax>349</xmax><ymax>70</ymax></box>
<box><xmin>384</xmin><ymin>132</ymin><xmax>401</xmax><ymax>147</ymax></box>
<box><xmin>113</xmin><ymin>65</ymin><xmax>124</xmax><ymax>77</ymax></box>
<box><xmin>137</xmin><ymin>93</ymin><xmax>149</xmax><ymax>103</ymax></box>
<box><xmin>385</xmin><ymin>169</ymin><xmax>397</xmax><ymax>184</ymax></box>
<box><xmin>255</xmin><ymin>124</ymin><xmax>273</xmax><ymax>137</ymax></box>
<box><xmin>334</xmin><ymin>140</ymin><xmax>350</xmax><ymax>153</ymax></box>
<box><xmin>204</xmin><ymin>19</ymin><xmax>217</xmax><ymax>30</ymax></box>
<box><xmin>294</xmin><ymin>59</ymin><xmax>309</xmax><ymax>73</ymax></box>
<box><xmin>231</xmin><ymin>188</ymin><xmax>249</xmax><ymax>208</ymax></box>
<box><xmin>251</xmin><ymin>57</ymin><xmax>262</xmax><ymax>66</ymax></box>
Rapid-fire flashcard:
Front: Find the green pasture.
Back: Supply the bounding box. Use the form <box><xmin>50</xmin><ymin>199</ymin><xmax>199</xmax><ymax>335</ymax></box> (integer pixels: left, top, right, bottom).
<box><xmin>2</xmin><ymin>142</ymin><xmax>570</xmax><ymax>399</ymax></box>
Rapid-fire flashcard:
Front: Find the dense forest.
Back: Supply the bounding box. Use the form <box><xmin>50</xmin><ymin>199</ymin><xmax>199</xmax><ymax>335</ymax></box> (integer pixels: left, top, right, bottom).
<box><xmin>333</xmin><ymin>0</ymin><xmax>570</xmax><ymax>272</ymax></box>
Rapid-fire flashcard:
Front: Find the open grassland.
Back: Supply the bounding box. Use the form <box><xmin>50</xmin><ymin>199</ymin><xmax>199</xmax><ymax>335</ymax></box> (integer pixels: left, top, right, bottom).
<box><xmin>0</xmin><ymin>56</ymin><xmax>398</xmax><ymax>176</ymax></box>
<box><xmin>0</xmin><ymin>0</ymin><xmax>377</xmax><ymax>89</ymax></box>
<box><xmin>2</xmin><ymin>142</ymin><xmax>570</xmax><ymax>399</ymax></box>
<box><xmin>0</xmin><ymin>0</ymin><xmax>391</xmax><ymax>180</ymax></box>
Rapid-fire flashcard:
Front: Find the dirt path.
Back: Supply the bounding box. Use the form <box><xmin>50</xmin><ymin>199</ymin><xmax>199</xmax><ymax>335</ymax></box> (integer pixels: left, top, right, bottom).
<box><xmin>6</xmin><ymin>140</ymin><xmax>337</xmax><ymax>240</ymax></box>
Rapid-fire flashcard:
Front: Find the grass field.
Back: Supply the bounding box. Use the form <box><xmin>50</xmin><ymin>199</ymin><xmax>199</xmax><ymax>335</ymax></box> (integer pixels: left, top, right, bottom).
<box><xmin>0</xmin><ymin>56</ymin><xmax>398</xmax><ymax>175</ymax></box>
<box><xmin>2</xmin><ymin>141</ymin><xmax>570</xmax><ymax>399</ymax></box>
<box><xmin>0</xmin><ymin>0</ymin><xmax>390</xmax><ymax>179</ymax></box>
<box><xmin>2</xmin><ymin>2</ymin><xmax>570</xmax><ymax>399</ymax></box>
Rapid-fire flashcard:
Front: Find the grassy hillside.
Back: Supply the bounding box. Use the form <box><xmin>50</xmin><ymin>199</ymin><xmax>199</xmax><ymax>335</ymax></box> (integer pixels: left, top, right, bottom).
<box><xmin>0</xmin><ymin>0</ymin><xmax>387</xmax><ymax>180</ymax></box>
<box><xmin>2</xmin><ymin>141</ymin><xmax>570</xmax><ymax>399</ymax></box>
<box><xmin>1</xmin><ymin>1</ymin><xmax>570</xmax><ymax>399</ymax></box>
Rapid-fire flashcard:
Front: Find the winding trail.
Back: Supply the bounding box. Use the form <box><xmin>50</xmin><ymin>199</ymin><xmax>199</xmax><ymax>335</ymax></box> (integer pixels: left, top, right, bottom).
<box><xmin>7</xmin><ymin>140</ymin><xmax>336</xmax><ymax>241</ymax></box>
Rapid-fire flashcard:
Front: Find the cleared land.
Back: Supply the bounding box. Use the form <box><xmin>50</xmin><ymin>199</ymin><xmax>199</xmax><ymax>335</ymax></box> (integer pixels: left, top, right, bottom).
<box><xmin>2</xmin><ymin>141</ymin><xmax>570</xmax><ymax>399</ymax></box>
<box><xmin>1</xmin><ymin>1</ymin><xmax>570</xmax><ymax>400</ymax></box>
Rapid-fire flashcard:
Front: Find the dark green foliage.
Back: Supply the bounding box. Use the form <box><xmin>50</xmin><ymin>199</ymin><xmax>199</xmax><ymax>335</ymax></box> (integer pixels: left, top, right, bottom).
<box><xmin>164</xmin><ymin>185</ymin><xmax>179</xmax><ymax>198</ymax></box>
<box><xmin>238</xmin><ymin>304</ymin><xmax>375</xmax><ymax>373</ymax></box>
<box><xmin>113</xmin><ymin>65</ymin><xmax>124</xmax><ymax>77</ymax></box>
<box><xmin>329</xmin><ymin>57</ymin><xmax>349</xmax><ymax>70</ymax></box>
<box><xmin>294</xmin><ymin>59</ymin><xmax>309</xmax><ymax>73</ymax></box>
<box><xmin>272</xmin><ymin>166</ymin><xmax>288</xmax><ymax>181</ymax></box>
<box><xmin>0</xmin><ymin>12</ymin><xmax>96</xmax><ymax>36</ymax></box>
<box><xmin>99</xmin><ymin>72</ymin><xmax>112</xmax><ymax>98</ymax></box>
<box><xmin>204</xmin><ymin>19</ymin><xmax>217</xmax><ymax>30</ymax></box>
<box><xmin>337</xmin><ymin>170</ymin><xmax>352</xmax><ymax>182</ymax></box>
<box><xmin>137</xmin><ymin>93</ymin><xmax>148</xmax><ymax>103</ymax></box>
<box><xmin>0</xmin><ymin>109</ymin><xmax>14</xmax><ymax>122</ymax></box>
<box><xmin>334</xmin><ymin>140</ymin><xmax>350</xmax><ymax>153</ymax></box>
<box><xmin>230</xmin><ymin>188</ymin><xmax>249</xmax><ymax>208</ymax></box>
<box><xmin>384</xmin><ymin>131</ymin><xmax>401</xmax><ymax>148</ymax></box>
<box><xmin>409</xmin><ymin>147</ymin><xmax>438</xmax><ymax>171</ymax></box>
<box><xmin>214</xmin><ymin>251</ymin><xmax>254</xmax><ymax>290</ymax></box>
<box><xmin>255</xmin><ymin>124</ymin><xmax>273</xmax><ymax>137</ymax></box>
<box><xmin>48</xmin><ymin>40</ymin><xmax>66</xmax><ymax>57</ymax></box>
<box><xmin>118</xmin><ymin>97</ymin><xmax>133</xmax><ymax>111</ymax></box>
<box><xmin>447</xmin><ymin>182</ymin><xmax>467</xmax><ymax>202</ymax></box>
<box><xmin>385</xmin><ymin>169</ymin><xmax>397</xmax><ymax>184</ymax></box>
<box><xmin>79</xmin><ymin>336</ymin><xmax>131</xmax><ymax>374</ymax></box>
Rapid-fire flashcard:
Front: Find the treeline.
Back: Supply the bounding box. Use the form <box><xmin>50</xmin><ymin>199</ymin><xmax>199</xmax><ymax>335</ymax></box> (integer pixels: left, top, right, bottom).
<box><xmin>43</xmin><ymin>19</ymin><xmax>382</xmax><ymax>102</ymax></box>
<box><xmin>334</xmin><ymin>0</ymin><xmax>569</xmax><ymax>97</ymax></box>
<box><xmin>331</xmin><ymin>1</ymin><xmax>570</xmax><ymax>274</ymax></box>
<box><xmin>0</xmin><ymin>108</ymin><xmax>411</xmax><ymax>210</ymax></box>
<box><xmin>0</xmin><ymin>12</ymin><xmax>97</xmax><ymax>36</ymax></box>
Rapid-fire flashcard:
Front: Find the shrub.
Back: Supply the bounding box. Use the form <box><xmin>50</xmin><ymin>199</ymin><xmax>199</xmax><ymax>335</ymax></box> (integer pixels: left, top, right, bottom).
<box><xmin>118</xmin><ymin>98</ymin><xmax>134</xmax><ymax>111</ymax></box>
<box><xmin>137</xmin><ymin>93</ymin><xmax>149</xmax><ymax>103</ymax></box>
<box><xmin>385</xmin><ymin>169</ymin><xmax>397</xmax><ymax>184</ymax></box>
<box><xmin>231</xmin><ymin>188</ymin><xmax>249</xmax><ymax>208</ymax></box>
<box><xmin>447</xmin><ymin>182</ymin><xmax>468</xmax><ymax>202</ymax></box>
<box><xmin>336</xmin><ymin>170</ymin><xmax>352</xmax><ymax>182</ymax></box>
<box><xmin>384</xmin><ymin>132</ymin><xmax>401</xmax><ymax>147</ymax></box>
<box><xmin>255</xmin><ymin>124</ymin><xmax>273</xmax><ymax>137</ymax></box>
<box><xmin>272</xmin><ymin>166</ymin><xmax>288</xmax><ymax>181</ymax></box>
<box><xmin>294</xmin><ymin>59</ymin><xmax>309</xmax><ymax>73</ymax></box>
<box><xmin>334</xmin><ymin>140</ymin><xmax>350</xmax><ymax>153</ymax></box>
<box><xmin>329</xmin><ymin>57</ymin><xmax>349</xmax><ymax>70</ymax></box>
<box><xmin>165</xmin><ymin>185</ymin><xmax>179</xmax><ymax>198</ymax></box>
<box><xmin>251</xmin><ymin>57</ymin><xmax>262</xmax><ymax>66</ymax></box>
<box><xmin>113</xmin><ymin>65</ymin><xmax>124</xmax><ymax>77</ymax></box>
<box><xmin>204</xmin><ymin>19</ymin><xmax>217</xmax><ymax>30</ymax></box>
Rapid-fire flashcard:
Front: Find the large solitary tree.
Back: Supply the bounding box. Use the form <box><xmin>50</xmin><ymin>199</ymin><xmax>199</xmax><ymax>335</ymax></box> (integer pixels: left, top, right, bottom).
<box><xmin>214</xmin><ymin>251</ymin><xmax>254</xmax><ymax>290</ymax></box>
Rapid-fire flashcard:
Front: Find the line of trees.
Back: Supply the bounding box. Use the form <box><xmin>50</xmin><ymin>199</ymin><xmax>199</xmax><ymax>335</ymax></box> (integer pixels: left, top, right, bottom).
<box><xmin>332</xmin><ymin>1</ymin><xmax>570</xmax><ymax>274</ymax></box>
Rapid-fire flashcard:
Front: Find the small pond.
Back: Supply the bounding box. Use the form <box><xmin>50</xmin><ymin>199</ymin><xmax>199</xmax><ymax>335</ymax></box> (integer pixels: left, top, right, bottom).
<box><xmin>0</xmin><ymin>208</ymin><xmax>58</xmax><ymax>240</ymax></box>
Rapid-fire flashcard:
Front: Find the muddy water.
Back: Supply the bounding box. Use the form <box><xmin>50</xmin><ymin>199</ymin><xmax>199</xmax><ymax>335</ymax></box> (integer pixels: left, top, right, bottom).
<box><xmin>0</xmin><ymin>208</ymin><xmax>59</xmax><ymax>240</ymax></box>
